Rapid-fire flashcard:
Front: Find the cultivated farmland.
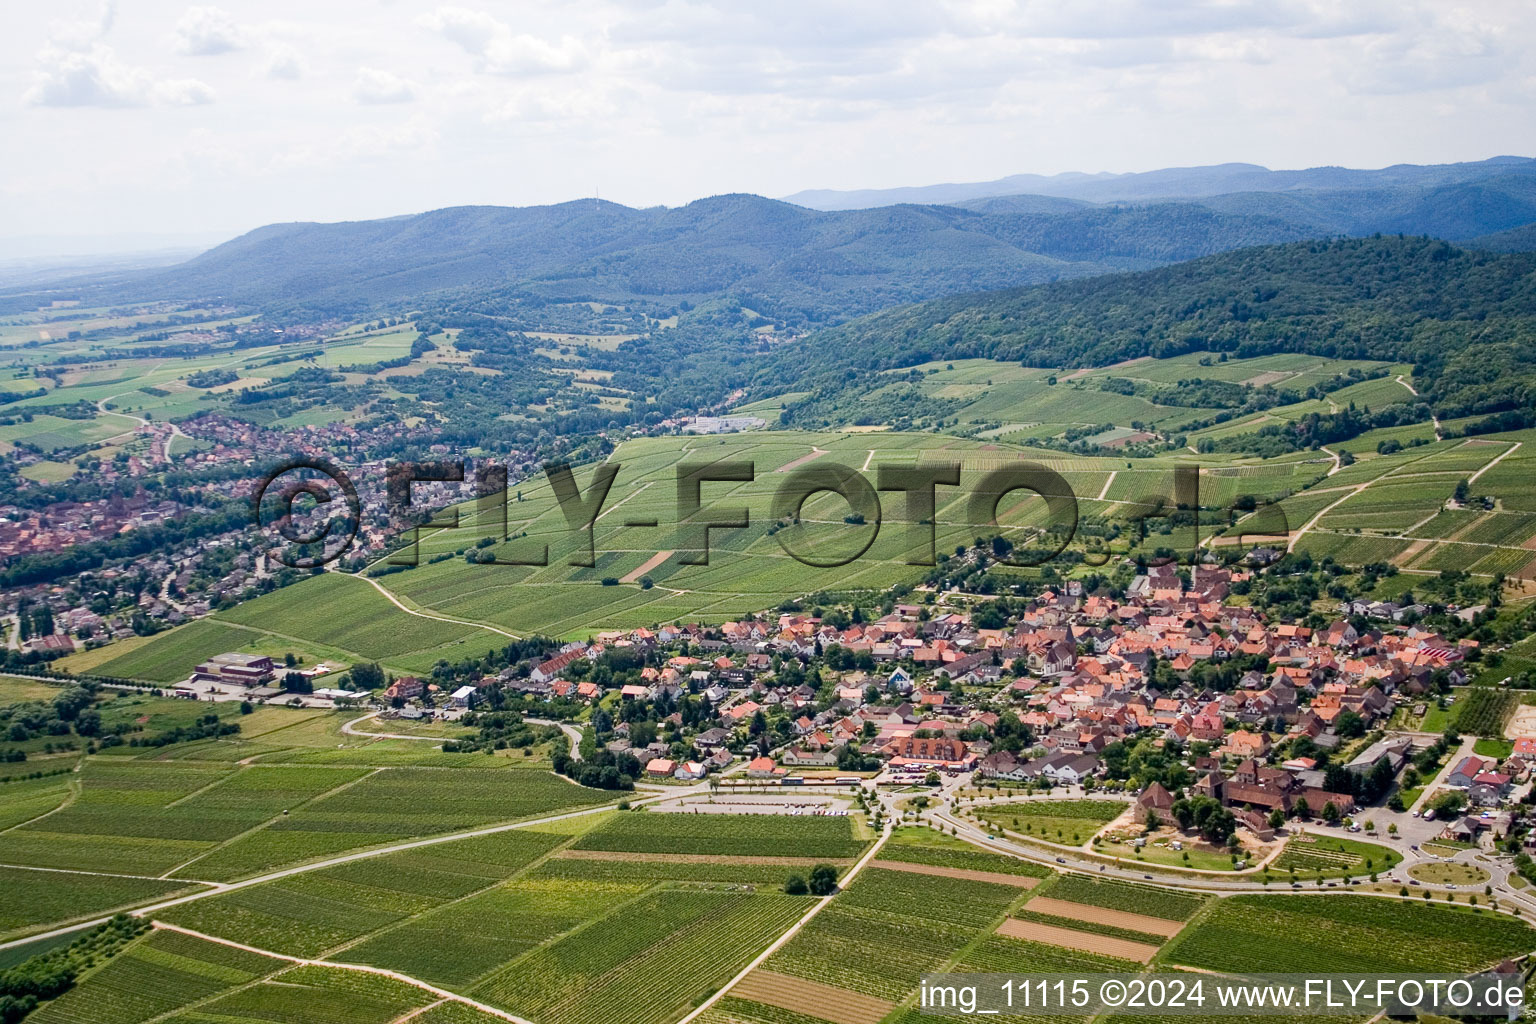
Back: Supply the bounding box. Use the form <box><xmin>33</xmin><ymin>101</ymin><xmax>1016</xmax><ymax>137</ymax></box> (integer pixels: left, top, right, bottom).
<box><xmin>158</xmin><ymin>828</ymin><xmax>567</xmax><ymax>956</ymax></box>
<box><xmin>1037</xmin><ymin>875</ymin><xmax>1207</xmax><ymax>921</ymax></box>
<box><xmin>1271</xmin><ymin>834</ymin><xmax>1399</xmax><ymax>878</ymax></box>
<box><xmin>471</xmin><ymin>888</ymin><xmax>810</xmax><ymax>1024</ymax></box>
<box><xmin>1161</xmin><ymin>894</ymin><xmax>1535</xmax><ymax>974</ymax></box>
<box><xmin>972</xmin><ymin>798</ymin><xmax>1128</xmax><ymax>844</ymax></box>
<box><xmin>0</xmin><ymin>867</ymin><xmax>204</xmax><ymax>938</ymax></box>
<box><xmin>27</xmin><ymin>927</ymin><xmax>289</xmax><ymax>1024</ymax></box>
<box><xmin>173</xmin><ymin>765</ymin><xmax>613</xmax><ymax>882</ymax></box>
<box><xmin>570</xmin><ymin>811</ymin><xmax>869</xmax><ymax>859</ymax></box>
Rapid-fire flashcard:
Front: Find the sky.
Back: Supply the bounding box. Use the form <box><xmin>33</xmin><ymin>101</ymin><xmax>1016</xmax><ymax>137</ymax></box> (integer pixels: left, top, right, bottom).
<box><xmin>2</xmin><ymin>0</ymin><xmax>1534</xmax><ymax>256</ymax></box>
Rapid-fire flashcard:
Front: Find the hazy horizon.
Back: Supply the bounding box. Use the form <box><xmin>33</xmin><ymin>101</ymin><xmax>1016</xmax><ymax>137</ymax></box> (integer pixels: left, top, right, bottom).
<box><xmin>4</xmin><ymin>0</ymin><xmax>1534</xmax><ymax>255</ymax></box>
<box><xmin>7</xmin><ymin>152</ymin><xmax>1536</xmax><ymax>264</ymax></box>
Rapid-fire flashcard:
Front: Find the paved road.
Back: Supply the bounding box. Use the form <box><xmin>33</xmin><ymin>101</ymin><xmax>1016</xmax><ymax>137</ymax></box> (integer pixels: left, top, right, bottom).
<box><xmin>880</xmin><ymin>772</ymin><xmax>1536</xmax><ymax>911</ymax></box>
<box><xmin>525</xmin><ymin>718</ymin><xmax>583</xmax><ymax>760</ymax></box>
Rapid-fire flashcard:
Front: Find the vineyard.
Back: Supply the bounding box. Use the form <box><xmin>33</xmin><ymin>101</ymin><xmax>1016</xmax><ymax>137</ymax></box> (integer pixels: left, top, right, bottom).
<box><xmin>1010</xmin><ymin>908</ymin><xmax>1170</xmax><ymax>946</ymax></box>
<box><xmin>158</xmin><ymin>828</ymin><xmax>566</xmax><ymax>957</ymax></box>
<box><xmin>170</xmin><ymin>765</ymin><xmax>613</xmax><ymax>882</ymax></box>
<box><xmin>1454</xmin><ymin>687</ymin><xmax>1519</xmax><ymax>737</ymax></box>
<box><xmin>957</xmin><ymin>932</ymin><xmax>1143</xmax><ymax>974</ymax></box>
<box><xmin>762</xmin><ymin>835</ymin><xmax>1029</xmax><ymax>1005</ymax></box>
<box><xmin>0</xmin><ymin>774</ymin><xmax>72</xmax><ymax>832</ymax></box>
<box><xmin>1039</xmin><ymin>875</ymin><xmax>1206</xmax><ymax>921</ymax></box>
<box><xmin>471</xmin><ymin>889</ymin><xmax>809</xmax><ymax>1024</ymax></box>
<box><xmin>1271</xmin><ymin>835</ymin><xmax>1399</xmax><ymax>878</ymax></box>
<box><xmin>183</xmin><ymin>962</ymin><xmax>437</xmax><ymax>1024</ymax></box>
<box><xmin>972</xmin><ymin>799</ymin><xmax>1127</xmax><ymax>844</ymax></box>
<box><xmin>841</xmin><ymin>866</ymin><xmax>1023</xmax><ymax>928</ymax></box>
<box><xmin>878</xmin><ymin>828</ymin><xmax>1050</xmax><ymax>879</ymax></box>
<box><xmin>19</xmin><ymin>814</ymin><xmax>1534</xmax><ymax>1024</ymax></box>
<box><xmin>341</xmin><ymin>877</ymin><xmax>648</xmax><ymax>987</ymax></box>
<box><xmin>571</xmin><ymin>811</ymin><xmax>869</xmax><ymax>859</ymax></box>
<box><xmin>1162</xmin><ymin>894</ymin><xmax>1535</xmax><ymax>974</ymax></box>
<box><xmin>410</xmin><ymin>1004</ymin><xmax>518</xmax><ymax>1024</ymax></box>
<box><xmin>700</xmin><ymin>996</ymin><xmax>851</xmax><ymax>1024</ymax></box>
<box><xmin>0</xmin><ymin>760</ymin><xmax>602</xmax><ymax>887</ymax></box>
<box><xmin>0</xmin><ymin>867</ymin><xmax>203</xmax><ymax>937</ymax></box>
<box><xmin>539</xmin><ymin>853</ymin><xmax>831</xmax><ymax>887</ymax></box>
<box><xmin>27</xmin><ymin>928</ymin><xmax>288</xmax><ymax>1024</ymax></box>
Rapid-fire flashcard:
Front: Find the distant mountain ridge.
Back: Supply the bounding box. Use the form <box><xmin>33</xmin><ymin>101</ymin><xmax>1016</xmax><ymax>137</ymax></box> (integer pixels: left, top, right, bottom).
<box><xmin>780</xmin><ymin>156</ymin><xmax>1536</xmax><ymax>209</ymax></box>
<box><xmin>7</xmin><ymin>157</ymin><xmax>1536</xmax><ymax>320</ymax></box>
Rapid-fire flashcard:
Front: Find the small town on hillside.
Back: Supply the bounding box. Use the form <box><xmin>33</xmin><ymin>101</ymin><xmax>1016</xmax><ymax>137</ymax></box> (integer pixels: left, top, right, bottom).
<box><xmin>82</xmin><ymin>555</ymin><xmax>1536</xmax><ymax>901</ymax></box>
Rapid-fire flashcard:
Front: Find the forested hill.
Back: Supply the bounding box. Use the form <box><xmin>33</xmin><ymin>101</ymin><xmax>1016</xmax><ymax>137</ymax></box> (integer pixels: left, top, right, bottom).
<box><xmin>8</xmin><ymin>196</ymin><xmax>1304</xmax><ymax>320</ymax></box>
<box><xmin>776</xmin><ymin>236</ymin><xmax>1536</xmax><ymax>424</ymax></box>
<box><xmin>11</xmin><ymin>169</ymin><xmax>1536</xmax><ymax>322</ymax></box>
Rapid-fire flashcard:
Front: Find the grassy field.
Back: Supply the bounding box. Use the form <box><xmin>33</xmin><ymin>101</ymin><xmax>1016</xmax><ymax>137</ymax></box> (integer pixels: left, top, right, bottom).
<box><xmin>1408</xmin><ymin>861</ymin><xmax>1490</xmax><ymax>885</ymax></box>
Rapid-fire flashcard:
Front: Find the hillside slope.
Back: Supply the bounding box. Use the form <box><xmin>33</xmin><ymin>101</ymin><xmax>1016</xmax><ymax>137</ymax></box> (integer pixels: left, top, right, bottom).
<box><xmin>775</xmin><ymin>237</ymin><xmax>1536</xmax><ymax>424</ymax></box>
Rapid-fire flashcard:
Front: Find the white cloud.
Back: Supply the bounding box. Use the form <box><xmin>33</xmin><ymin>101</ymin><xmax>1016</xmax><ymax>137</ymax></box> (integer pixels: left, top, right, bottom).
<box><xmin>154</xmin><ymin>77</ymin><xmax>216</xmax><ymax>105</ymax></box>
<box><xmin>1343</xmin><ymin>8</ymin><xmax>1509</xmax><ymax>95</ymax></box>
<box><xmin>46</xmin><ymin>0</ymin><xmax>118</xmax><ymax>50</ymax></box>
<box><xmin>24</xmin><ymin>44</ymin><xmax>214</xmax><ymax>107</ymax></box>
<box><xmin>419</xmin><ymin>6</ymin><xmax>588</xmax><ymax>74</ymax></box>
<box><xmin>264</xmin><ymin>44</ymin><xmax>304</xmax><ymax>80</ymax></box>
<box><xmin>172</xmin><ymin>6</ymin><xmax>246</xmax><ymax>56</ymax></box>
<box><xmin>352</xmin><ymin>67</ymin><xmax>417</xmax><ymax>104</ymax></box>
<box><xmin>6</xmin><ymin>0</ymin><xmax>1536</xmax><ymax>243</ymax></box>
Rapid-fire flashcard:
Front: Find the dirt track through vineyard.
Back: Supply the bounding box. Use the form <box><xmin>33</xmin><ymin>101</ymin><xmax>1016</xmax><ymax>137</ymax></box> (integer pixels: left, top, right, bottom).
<box><xmin>731</xmin><ymin>969</ymin><xmax>895</xmax><ymax>1024</ymax></box>
<box><xmin>621</xmin><ymin>550</ymin><xmax>674</xmax><ymax>583</ymax></box>
<box><xmin>997</xmin><ymin>918</ymin><xmax>1160</xmax><ymax>962</ymax></box>
<box><xmin>1022</xmin><ymin>896</ymin><xmax>1183</xmax><ymax>937</ymax></box>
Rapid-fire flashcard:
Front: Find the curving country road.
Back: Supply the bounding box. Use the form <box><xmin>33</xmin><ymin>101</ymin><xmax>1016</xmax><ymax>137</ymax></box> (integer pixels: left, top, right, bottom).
<box><xmin>341</xmin><ymin>712</ymin><xmax>581</xmax><ymax>759</ymax></box>
<box><xmin>339</xmin><ymin>712</ymin><xmax>446</xmax><ymax>742</ymax></box>
<box><xmin>864</xmin><ymin>770</ymin><xmax>1536</xmax><ymax>916</ymax></box>
<box><xmin>346</xmin><ymin>571</ymin><xmax>522</xmax><ymax>640</ymax></box>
